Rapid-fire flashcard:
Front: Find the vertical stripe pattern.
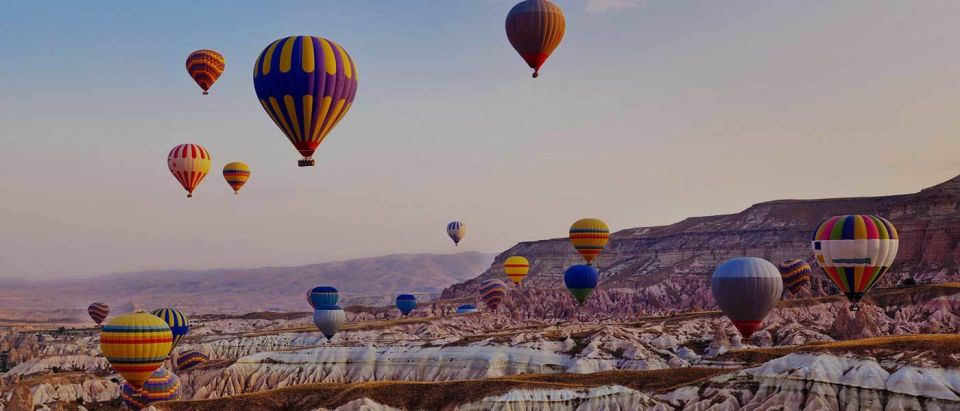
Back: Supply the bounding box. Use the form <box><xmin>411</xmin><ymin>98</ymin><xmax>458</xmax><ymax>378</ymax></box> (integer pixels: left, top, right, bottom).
<box><xmin>505</xmin><ymin>0</ymin><xmax>566</xmax><ymax>77</ymax></box>
<box><xmin>222</xmin><ymin>161</ymin><xmax>251</xmax><ymax>194</ymax></box>
<box><xmin>447</xmin><ymin>221</ymin><xmax>466</xmax><ymax>245</ymax></box>
<box><xmin>313</xmin><ymin>306</ymin><xmax>345</xmax><ymax>339</ymax></box>
<box><xmin>121</xmin><ymin>368</ymin><xmax>182</xmax><ymax>410</ymax></box>
<box><xmin>185</xmin><ymin>49</ymin><xmax>225</xmax><ymax>95</ymax></box>
<box><xmin>811</xmin><ymin>215</ymin><xmax>899</xmax><ymax>303</ymax></box>
<box><xmin>307</xmin><ymin>286</ymin><xmax>340</xmax><ymax>309</ymax></box>
<box><xmin>150</xmin><ymin>308</ymin><xmax>190</xmax><ymax>349</ymax></box>
<box><xmin>100</xmin><ymin>313</ymin><xmax>173</xmax><ymax>387</ymax></box>
<box><xmin>253</xmin><ymin>36</ymin><xmax>359</xmax><ymax>163</ymax></box>
<box><xmin>711</xmin><ymin>257</ymin><xmax>784</xmax><ymax>338</ymax></box>
<box><xmin>569</xmin><ymin>218</ymin><xmax>609</xmax><ymax>265</ymax></box>
<box><xmin>167</xmin><ymin>144</ymin><xmax>212</xmax><ymax>198</ymax></box>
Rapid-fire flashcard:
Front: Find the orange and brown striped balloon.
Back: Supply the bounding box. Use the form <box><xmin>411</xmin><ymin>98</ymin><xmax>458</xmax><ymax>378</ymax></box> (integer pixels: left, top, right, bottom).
<box><xmin>505</xmin><ymin>0</ymin><xmax>566</xmax><ymax>78</ymax></box>
<box><xmin>186</xmin><ymin>49</ymin><xmax>225</xmax><ymax>95</ymax></box>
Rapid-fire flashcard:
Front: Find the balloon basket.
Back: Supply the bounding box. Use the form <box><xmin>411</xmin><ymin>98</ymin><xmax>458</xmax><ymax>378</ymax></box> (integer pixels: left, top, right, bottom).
<box><xmin>298</xmin><ymin>158</ymin><xmax>316</xmax><ymax>167</ymax></box>
<box><xmin>849</xmin><ymin>303</ymin><xmax>861</xmax><ymax>312</ymax></box>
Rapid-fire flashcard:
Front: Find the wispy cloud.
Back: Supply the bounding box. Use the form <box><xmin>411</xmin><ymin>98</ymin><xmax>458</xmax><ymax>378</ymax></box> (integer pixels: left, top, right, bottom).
<box><xmin>584</xmin><ymin>0</ymin><xmax>643</xmax><ymax>14</ymax></box>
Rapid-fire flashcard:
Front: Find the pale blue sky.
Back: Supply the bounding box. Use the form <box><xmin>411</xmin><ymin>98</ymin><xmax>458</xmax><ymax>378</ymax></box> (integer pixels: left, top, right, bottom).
<box><xmin>2</xmin><ymin>1</ymin><xmax>960</xmax><ymax>277</ymax></box>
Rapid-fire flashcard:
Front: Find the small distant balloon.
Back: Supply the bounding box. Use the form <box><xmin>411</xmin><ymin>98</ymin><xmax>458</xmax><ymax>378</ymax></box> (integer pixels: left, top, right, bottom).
<box><xmin>167</xmin><ymin>144</ymin><xmax>211</xmax><ymax>198</ymax></box>
<box><xmin>186</xmin><ymin>49</ymin><xmax>225</xmax><ymax>95</ymax></box>
<box><xmin>176</xmin><ymin>350</ymin><xmax>209</xmax><ymax>372</ymax></box>
<box><xmin>396</xmin><ymin>294</ymin><xmax>417</xmax><ymax>316</ymax></box>
<box><xmin>711</xmin><ymin>257</ymin><xmax>783</xmax><ymax>339</ymax></box>
<box><xmin>447</xmin><ymin>221</ymin><xmax>466</xmax><ymax>246</ymax></box>
<box><xmin>569</xmin><ymin>218</ymin><xmax>609</xmax><ymax>265</ymax></box>
<box><xmin>88</xmin><ymin>302</ymin><xmax>109</xmax><ymax>326</ymax></box>
<box><xmin>505</xmin><ymin>0</ymin><xmax>566</xmax><ymax>78</ymax></box>
<box><xmin>456</xmin><ymin>304</ymin><xmax>478</xmax><ymax>314</ymax></box>
<box><xmin>778</xmin><ymin>259</ymin><xmax>812</xmax><ymax>296</ymax></box>
<box><xmin>479</xmin><ymin>279</ymin><xmax>507</xmax><ymax>311</ymax></box>
<box><xmin>222</xmin><ymin>161</ymin><xmax>250</xmax><ymax>194</ymax></box>
<box><xmin>564</xmin><ymin>264</ymin><xmax>598</xmax><ymax>305</ymax></box>
<box><xmin>503</xmin><ymin>256</ymin><xmax>530</xmax><ymax>285</ymax></box>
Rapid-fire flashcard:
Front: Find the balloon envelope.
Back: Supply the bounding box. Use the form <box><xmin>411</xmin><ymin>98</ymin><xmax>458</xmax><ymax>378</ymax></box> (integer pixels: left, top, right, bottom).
<box><xmin>253</xmin><ymin>36</ymin><xmax>359</xmax><ymax>167</ymax></box>
<box><xmin>313</xmin><ymin>306</ymin><xmax>346</xmax><ymax>339</ymax></box>
<box><xmin>100</xmin><ymin>313</ymin><xmax>172</xmax><ymax>387</ymax></box>
<box><xmin>222</xmin><ymin>161</ymin><xmax>250</xmax><ymax>194</ymax></box>
<box><xmin>711</xmin><ymin>257</ymin><xmax>783</xmax><ymax>338</ymax></box>
<box><xmin>88</xmin><ymin>302</ymin><xmax>109</xmax><ymax>325</ymax></box>
<box><xmin>456</xmin><ymin>304</ymin><xmax>478</xmax><ymax>314</ymax></box>
<box><xmin>505</xmin><ymin>0</ymin><xmax>566</xmax><ymax>78</ymax></box>
<box><xmin>186</xmin><ymin>49</ymin><xmax>224</xmax><ymax>95</ymax></box>
<box><xmin>396</xmin><ymin>294</ymin><xmax>417</xmax><ymax>316</ymax></box>
<box><xmin>307</xmin><ymin>286</ymin><xmax>339</xmax><ymax>309</ymax></box>
<box><xmin>447</xmin><ymin>221</ymin><xmax>466</xmax><ymax>246</ymax></box>
<box><xmin>121</xmin><ymin>368</ymin><xmax>182</xmax><ymax>411</ymax></box>
<box><xmin>504</xmin><ymin>256</ymin><xmax>530</xmax><ymax>285</ymax></box>
<box><xmin>564</xmin><ymin>264</ymin><xmax>598</xmax><ymax>305</ymax></box>
<box><xmin>778</xmin><ymin>259</ymin><xmax>812</xmax><ymax>295</ymax></box>
<box><xmin>479</xmin><ymin>279</ymin><xmax>507</xmax><ymax>311</ymax></box>
<box><xmin>812</xmin><ymin>215</ymin><xmax>899</xmax><ymax>305</ymax></box>
<box><xmin>151</xmin><ymin>308</ymin><xmax>189</xmax><ymax>349</ymax></box>
<box><xmin>167</xmin><ymin>144</ymin><xmax>211</xmax><ymax>198</ymax></box>
<box><xmin>175</xmin><ymin>350</ymin><xmax>209</xmax><ymax>372</ymax></box>
<box><xmin>569</xmin><ymin>218</ymin><xmax>609</xmax><ymax>265</ymax></box>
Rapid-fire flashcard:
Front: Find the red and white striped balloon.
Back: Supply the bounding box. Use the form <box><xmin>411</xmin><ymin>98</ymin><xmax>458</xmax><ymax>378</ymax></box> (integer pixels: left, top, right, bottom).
<box><xmin>167</xmin><ymin>144</ymin><xmax>211</xmax><ymax>198</ymax></box>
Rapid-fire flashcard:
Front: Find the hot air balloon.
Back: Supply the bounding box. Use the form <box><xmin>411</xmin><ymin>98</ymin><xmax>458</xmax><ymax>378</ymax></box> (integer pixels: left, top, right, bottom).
<box><xmin>306</xmin><ymin>286</ymin><xmax>339</xmax><ymax>309</ymax></box>
<box><xmin>396</xmin><ymin>294</ymin><xmax>417</xmax><ymax>316</ymax></box>
<box><xmin>167</xmin><ymin>144</ymin><xmax>211</xmax><ymax>198</ymax></box>
<box><xmin>253</xmin><ymin>36</ymin><xmax>359</xmax><ymax>167</ymax></box>
<box><xmin>100</xmin><ymin>312</ymin><xmax>172</xmax><ymax>387</ymax></box>
<box><xmin>186</xmin><ymin>49</ymin><xmax>225</xmax><ymax>95</ymax></box>
<box><xmin>564</xmin><ymin>264</ymin><xmax>598</xmax><ymax>305</ymax></box>
<box><xmin>503</xmin><ymin>256</ymin><xmax>530</xmax><ymax>285</ymax></box>
<box><xmin>456</xmin><ymin>304</ymin><xmax>479</xmax><ymax>314</ymax></box>
<box><xmin>711</xmin><ymin>257</ymin><xmax>783</xmax><ymax>339</ymax></box>
<box><xmin>120</xmin><ymin>368</ymin><xmax>182</xmax><ymax>411</ymax></box>
<box><xmin>313</xmin><ymin>306</ymin><xmax>345</xmax><ymax>340</ymax></box>
<box><xmin>150</xmin><ymin>308</ymin><xmax>189</xmax><ymax>350</ymax></box>
<box><xmin>479</xmin><ymin>279</ymin><xmax>507</xmax><ymax>311</ymax></box>
<box><xmin>447</xmin><ymin>221</ymin><xmax>466</xmax><ymax>246</ymax></box>
<box><xmin>88</xmin><ymin>302</ymin><xmax>109</xmax><ymax>326</ymax></box>
<box><xmin>175</xmin><ymin>350</ymin><xmax>209</xmax><ymax>372</ymax></box>
<box><xmin>812</xmin><ymin>215</ymin><xmax>899</xmax><ymax>310</ymax></box>
<box><xmin>505</xmin><ymin>0</ymin><xmax>566</xmax><ymax>78</ymax></box>
<box><xmin>222</xmin><ymin>161</ymin><xmax>250</xmax><ymax>195</ymax></box>
<box><xmin>778</xmin><ymin>259</ymin><xmax>812</xmax><ymax>296</ymax></box>
<box><xmin>569</xmin><ymin>218</ymin><xmax>609</xmax><ymax>265</ymax></box>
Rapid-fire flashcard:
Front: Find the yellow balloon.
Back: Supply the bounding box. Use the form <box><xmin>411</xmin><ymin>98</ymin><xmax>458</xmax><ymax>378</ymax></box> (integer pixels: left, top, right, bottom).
<box><xmin>503</xmin><ymin>256</ymin><xmax>530</xmax><ymax>285</ymax></box>
<box><xmin>100</xmin><ymin>313</ymin><xmax>172</xmax><ymax>387</ymax></box>
<box><xmin>569</xmin><ymin>218</ymin><xmax>609</xmax><ymax>265</ymax></box>
<box><xmin>222</xmin><ymin>161</ymin><xmax>251</xmax><ymax>195</ymax></box>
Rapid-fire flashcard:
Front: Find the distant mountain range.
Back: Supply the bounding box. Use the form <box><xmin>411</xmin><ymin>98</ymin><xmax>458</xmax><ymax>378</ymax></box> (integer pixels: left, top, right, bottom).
<box><xmin>442</xmin><ymin>175</ymin><xmax>960</xmax><ymax>316</ymax></box>
<box><xmin>0</xmin><ymin>252</ymin><xmax>493</xmax><ymax>315</ymax></box>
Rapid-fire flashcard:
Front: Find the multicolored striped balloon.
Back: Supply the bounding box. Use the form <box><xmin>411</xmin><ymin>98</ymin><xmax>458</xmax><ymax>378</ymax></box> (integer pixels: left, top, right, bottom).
<box><xmin>395</xmin><ymin>294</ymin><xmax>417</xmax><ymax>316</ymax></box>
<box><xmin>222</xmin><ymin>161</ymin><xmax>250</xmax><ymax>195</ymax></box>
<box><xmin>447</xmin><ymin>221</ymin><xmax>466</xmax><ymax>246</ymax></box>
<box><xmin>456</xmin><ymin>304</ymin><xmax>478</xmax><ymax>314</ymax></box>
<box><xmin>505</xmin><ymin>0</ymin><xmax>566</xmax><ymax>78</ymax></box>
<box><xmin>167</xmin><ymin>144</ymin><xmax>211</xmax><ymax>198</ymax></box>
<box><xmin>479</xmin><ymin>279</ymin><xmax>507</xmax><ymax>311</ymax></box>
<box><xmin>88</xmin><ymin>302</ymin><xmax>109</xmax><ymax>326</ymax></box>
<box><xmin>100</xmin><ymin>313</ymin><xmax>172</xmax><ymax>387</ymax></box>
<box><xmin>307</xmin><ymin>286</ymin><xmax>339</xmax><ymax>309</ymax></box>
<box><xmin>711</xmin><ymin>257</ymin><xmax>783</xmax><ymax>338</ymax></box>
<box><xmin>120</xmin><ymin>368</ymin><xmax>182</xmax><ymax>410</ymax></box>
<box><xmin>313</xmin><ymin>306</ymin><xmax>345</xmax><ymax>340</ymax></box>
<box><xmin>569</xmin><ymin>218</ymin><xmax>609</xmax><ymax>265</ymax></box>
<box><xmin>564</xmin><ymin>264</ymin><xmax>598</xmax><ymax>305</ymax></box>
<box><xmin>186</xmin><ymin>49</ymin><xmax>225</xmax><ymax>95</ymax></box>
<box><xmin>503</xmin><ymin>256</ymin><xmax>530</xmax><ymax>285</ymax></box>
<box><xmin>778</xmin><ymin>259</ymin><xmax>812</xmax><ymax>296</ymax></box>
<box><xmin>253</xmin><ymin>36</ymin><xmax>359</xmax><ymax>167</ymax></box>
<box><xmin>175</xmin><ymin>350</ymin><xmax>209</xmax><ymax>372</ymax></box>
<box><xmin>812</xmin><ymin>215</ymin><xmax>899</xmax><ymax>309</ymax></box>
<box><xmin>150</xmin><ymin>308</ymin><xmax>189</xmax><ymax>350</ymax></box>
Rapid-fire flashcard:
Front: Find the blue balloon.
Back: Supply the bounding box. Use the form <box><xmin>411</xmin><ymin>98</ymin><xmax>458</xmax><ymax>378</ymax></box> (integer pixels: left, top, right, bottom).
<box><xmin>456</xmin><ymin>304</ymin><xmax>478</xmax><ymax>314</ymax></box>
<box><xmin>564</xmin><ymin>264</ymin><xmax>599</xmax><ymax>305</ymax></box>
<box><xmin>307</xmin><ymin>286</ymin><xmax>339</xmax><ymax>309</ymax></box>
<box><xmin>396</xmin><ymin>294</ymin><xmax>417</xmax><ymax>316</ymax></box>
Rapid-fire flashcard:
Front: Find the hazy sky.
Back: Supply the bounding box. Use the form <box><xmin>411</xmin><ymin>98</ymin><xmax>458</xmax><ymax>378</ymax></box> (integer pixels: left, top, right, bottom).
<box><xmin>2</xmin><ymin>1</ymin><xmax>960</xmax><ymax>278</ymax></box>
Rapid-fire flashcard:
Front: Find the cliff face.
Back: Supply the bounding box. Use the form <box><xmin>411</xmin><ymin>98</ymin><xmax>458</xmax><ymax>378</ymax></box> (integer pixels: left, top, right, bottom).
<box><xmin>442</xmin><ymin>176</ymin><xmax>960</xmax><ymax>315</ymax></box>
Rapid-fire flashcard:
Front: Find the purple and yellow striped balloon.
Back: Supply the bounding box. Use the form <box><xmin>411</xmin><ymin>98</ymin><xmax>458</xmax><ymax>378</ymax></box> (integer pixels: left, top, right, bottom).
<box><xmin>253</xmin><ymin>36</ymin><xmax>358</xmax><ymax>167</ymax></box>
<box><xmin>120</xmin><ymin>368</ymin><xmax>182</xmax><ymax>410</ymax></box>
